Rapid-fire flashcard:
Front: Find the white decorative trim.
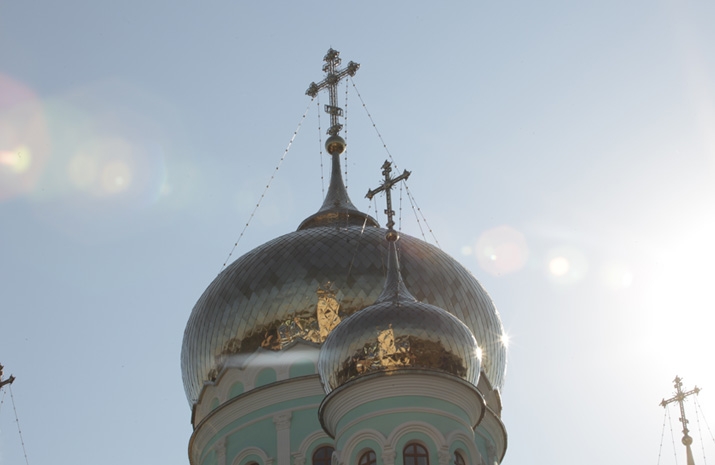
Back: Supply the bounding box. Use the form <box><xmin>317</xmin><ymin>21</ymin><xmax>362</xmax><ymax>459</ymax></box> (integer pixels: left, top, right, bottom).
<box><xmin>194</xmin><ymin>345</ymin><xmax>320</xmax><ymax>425</ymax></box>
<box><xmin>381</xmin><ymin>446</ymin><xmax>396</xmax><ymax>465</ymax></box>
<box><xmin>216</xmin><ymin>437</ymin><xmax>227</xmax><ymax>465</ymax></box>
<box><xmin>292</xmin><ymin>429</ymin><xmax>333</xmax><ymax>465</ymax></box>
<box><xmin>340</xmin><ymin>428</ymin><xmax>386</xmax><ymax>463</ymax></box>
<box><xmin>273</xmin><ymin>412</ymin><xmax>292</xmax><ymax>431</ymax></box>
<box><xmin>274</xmin><ymin>411</ymin><xmax>293</xmax><ymax>465</ymax></box>
<box><xmin>474</xmin><ymin>407</ymin><xmax>507</xmax><ymax>462</ymax></box>
<box><xmin>385</xmin><ymin>421</ymin><xmax>447</xmax><ymax>451</ymax></box>
<box><xmin>320</xmin><ymin>372</ymin><xmax>484</xmax><ymax>437</ymax></box>
<box><xmin>232</xmin><ymin>447</ymin><xmax>274</xmax><ymax>465</ymax></box>
<box><xmin>445</xmin><ymin>430</ymin><xmax>481</xmax><ymax>465</ymax></box>
<box><xmin>335</xmin><ymin>407</ymin><xmax>472</xmax><ymax>444</ymax></box>
<box><xmin>191</xmin><ymin>376</ymin><xmax>325</xmax><ymax>463</ymax></box>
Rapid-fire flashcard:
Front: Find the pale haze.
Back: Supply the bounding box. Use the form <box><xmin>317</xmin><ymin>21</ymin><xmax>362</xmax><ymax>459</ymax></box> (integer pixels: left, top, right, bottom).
<box><xmin>1</xmin><ymin>2</ymin><xmax>715</xmax><ymax>465</ymax></box>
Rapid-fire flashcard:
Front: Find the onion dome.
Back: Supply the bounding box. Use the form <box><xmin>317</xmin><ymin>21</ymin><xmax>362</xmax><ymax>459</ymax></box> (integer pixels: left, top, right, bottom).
<box><xmin>181</xmin><ymin>74</ymin><xmax>506</xmax><ymax>405</ymax></box>
<box><xmin>318</xmin><ymin>229</ymin><xmax>482</xmax><ymax>393</ymax></box>
<box><xmin>180</xmin><ymin>151</ymin><xmax>507</xmax><ymax>404</ymax></box>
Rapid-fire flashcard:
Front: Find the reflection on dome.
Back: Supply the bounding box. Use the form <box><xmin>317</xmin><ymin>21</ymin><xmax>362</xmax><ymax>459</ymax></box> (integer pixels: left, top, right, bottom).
<box><xmin>318</xmin><ymin>299</ymin><xmax>481</xmax><ymax>393</ymax></box>
<box><xmin>181</xmin><ymin>225</ymin><xmax>507</xmax><ymax>405</ymax></box>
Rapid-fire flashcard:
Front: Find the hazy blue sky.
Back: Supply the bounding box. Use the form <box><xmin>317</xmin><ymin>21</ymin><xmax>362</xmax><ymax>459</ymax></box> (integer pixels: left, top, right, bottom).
<box><xmin>2</xmin><ymin>1</ymin><xmax>715</xmax><ymax>464</ymax></box>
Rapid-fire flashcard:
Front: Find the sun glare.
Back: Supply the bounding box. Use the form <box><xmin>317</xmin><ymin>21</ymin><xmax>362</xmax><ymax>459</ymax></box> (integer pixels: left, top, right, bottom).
<box><xmin>500</xmin><ymin>332</ymin><xmax>510</xmax><ymax>349</ymax></box>
<box><xmin>0</xmin><ymin>147</ymin><xmax>32</xmax><ymax>173</ymax></box>
<box><xmin>474</xmin><ymin>225</ymin><xmax>529</xmax><ymax>276</ymax></box>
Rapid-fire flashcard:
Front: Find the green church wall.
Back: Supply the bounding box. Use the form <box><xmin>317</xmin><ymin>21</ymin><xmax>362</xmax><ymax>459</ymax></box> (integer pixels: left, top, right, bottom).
<box><xmin>225</xmin><ymin>417</ymin><xmax>277</xmax><ymax>462</ymax></box>
<box><xmin>198</xmin><ymin>393</ymin><xmax>325</xmax><ymax>464</ymax></box>
<box><xmin>290</xmin><ymin>408</ymin><xmax>324</xmax><ymax>450</ymax></box>
<box><xmin>255</xmin><ymin>368</ymin><xmax>277</xmax><ymax>387</ymax></box>
<box><xmin>289</xmin><ymin>359</ymin><xmax>315</xmax><ymax>378</ymax></box>
<box><xmin>202</xmin><ymin>449</ymin><xmax>217</xmax><ymax>465</ymax></box>
<box><xmin>229</xmin><ymin>381</ymin><xmax>244</xmax><ymax>399</ymax></box>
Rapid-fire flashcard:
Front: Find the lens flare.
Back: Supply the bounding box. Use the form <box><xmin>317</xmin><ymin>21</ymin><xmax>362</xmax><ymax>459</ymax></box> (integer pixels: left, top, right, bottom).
<box><xmin>600</xmin><ymin>260</ymin><xmax>633</xmax><ymax>290</ymax></box>
<box><xmin>545</xmin><ymin>245</ymin><xmax>588</xmax><ymax>285</ymax></box>
<box><xmin>549</xmin><ymin>256</ymin><xmax>571</xmax><ymax>276</ymax></box>
<box><xmin>474</xmin><ymin>225</ymin><xmax>529</xmax><ymax>276</ymax></box>
<box><xmin>0</xmin><ymin>74</ymin><xmax>50</xmax><ymax>201</ymax></box>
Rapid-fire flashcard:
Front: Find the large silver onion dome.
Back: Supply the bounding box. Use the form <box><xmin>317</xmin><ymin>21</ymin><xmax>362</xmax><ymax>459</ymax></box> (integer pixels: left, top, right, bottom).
<box><xmin>181</xmin><ymin>222</ymin><xmax>507</xmax><ymax>405</ymax></box>
<box><xmin>318</xmin><ymin>232</ymin><xmax>482</xmax><ymax>393</ymax></box>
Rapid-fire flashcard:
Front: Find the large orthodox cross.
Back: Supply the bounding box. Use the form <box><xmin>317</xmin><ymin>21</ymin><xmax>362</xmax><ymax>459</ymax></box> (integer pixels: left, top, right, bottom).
<box><xmin>306</xmin><ymin>48</ymin><xmax>359</xmax><ymax>136</ymax></box>
<box><xmin>660</xmin><ymin>376</ymin><xmax>701</xmax><ymax>465</ymax></box>
<box><xmin>366</xmin><ymin>160</ymin><xmax>411</xmax><ymax>231</ymax></box>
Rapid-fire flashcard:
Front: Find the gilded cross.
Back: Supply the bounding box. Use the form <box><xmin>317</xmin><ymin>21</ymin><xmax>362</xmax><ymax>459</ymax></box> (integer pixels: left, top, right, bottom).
<box><xmin>305</xmin><ymin>48</ymin><xmax>359</xmax><ymax>136</ymax></box>
<box><xmin>366</xmin><ymin>160</ymin><xmax>411</xmax><ymax>231</ymax></box>
<box><xmin>660</xmin><ymin>376</ymin><xmax>701</xmax><ymax>465</ymax></box>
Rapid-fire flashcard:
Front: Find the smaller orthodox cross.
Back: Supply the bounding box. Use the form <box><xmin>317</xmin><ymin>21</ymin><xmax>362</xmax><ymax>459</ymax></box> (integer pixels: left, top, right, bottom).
<box><xmin>0</xmin><ymin>364</ymin><xmax>15</xmax><ymax>389</ymax></box>
<box><xmin>306</xmin><ymin>48</ymin><xmax>359</xmax><ymax>136</ymax></box>
<box><xmin>660</xmin><ymin>376</ymin><xmax>701</xmax><ymax>465</ymax></box>
<box><xmin>366</xmin><ymin>160</ymin><xmax>411</xmax><ymax>231</ymax></box>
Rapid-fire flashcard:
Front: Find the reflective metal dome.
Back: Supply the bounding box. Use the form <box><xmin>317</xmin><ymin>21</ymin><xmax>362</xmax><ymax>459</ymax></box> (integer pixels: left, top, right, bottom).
<box><xmin>181</xmin><ymin>223</ymin><xmax>507</xmax><ymax>405</ymax></box>
<box><xmin>318</xmin><ymin>233</ymin><xmax>481</xmax><ymax>393</ymax></box>
<box><xmin>318</xmin><ymin>299</ymin><xmax>481</xmax><ymax>393</ymax></box>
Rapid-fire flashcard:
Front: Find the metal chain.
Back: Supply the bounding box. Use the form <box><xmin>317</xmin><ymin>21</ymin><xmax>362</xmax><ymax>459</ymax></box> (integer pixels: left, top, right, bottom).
<box><xmin>344</xmin><ymin>78</ymin><xmax>349</xmax><ymax>189</ymax></box>
<box><xmin>667</xmin><ymin>406</ymin><xmax>680</xmax><ymax>465</ymax></box>
<box><xmin>220</xmin><ymin>99</ymin><xmax>313</xmax><ymax>271</ymax></box>
<box><xmin>344</xmin><ymin>201</ymin><xmax>379</xmax><ymax>292</ymax></box>
<box><xmin>695</xmin><ymin>398</ymin><xmax>708</xmax><ymax>465</ymax></box>
<box><xmin>9</xmin><ymin>385</ymin><xmax>30</xmax><ymax>465</ymax></box>
<box><xmin>317</xmin><ymin>95</ymin><xmax>325</xmax><ymax>197</ymax></box>
<box><xmin>350</xmin><ymin>77</ymin><xmax>440</xmax><ymax>247</ymax></box>
<box><xmin>657</xmin><ymin>407</ymin><xmax>668</xmax><ymax>465</ymax></box>
<box><xmin>0</xmin><ymin>386</ymin><xmax>6</xmax><ymax>416</ymax></box>
<box><xmin>695</xmin><ymin>397</ymin><xmax>715</xmax><ymax>445</ymax></box>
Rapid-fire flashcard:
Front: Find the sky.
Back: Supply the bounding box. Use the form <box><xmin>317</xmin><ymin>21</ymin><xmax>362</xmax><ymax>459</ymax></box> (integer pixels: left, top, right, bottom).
<box><xmin>1</xmin><ymin>1</ymin><xmax>715</xmax><ymax>464</ymax></box>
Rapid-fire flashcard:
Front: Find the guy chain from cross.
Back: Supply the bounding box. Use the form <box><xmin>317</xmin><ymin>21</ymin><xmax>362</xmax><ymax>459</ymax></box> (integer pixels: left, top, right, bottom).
<box><xmin>366</xmin><ymin>160</ymin><xmax>411</xmax><ymax>232</ymax></box>
<box><xmin>305</xmin><ymin>48</ymin><xmax>359</xmax><ymax>137</ymax></box>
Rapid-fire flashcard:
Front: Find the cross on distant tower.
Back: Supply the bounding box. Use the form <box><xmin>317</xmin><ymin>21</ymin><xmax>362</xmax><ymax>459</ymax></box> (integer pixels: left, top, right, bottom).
<box><xmin>366</xmin><ymin>160</ymin><xmax>411</xmax><ymax>232</ymax></box>
<box><xmin>661</xmin><ymin>376</ymin><xmax>701</xmax><ymax>465</ymax></box>
<box><xmin>0</xmin><ymin>363</ymin><xmax>15</xmax><ymax>389</ymax></box>
<box><xmin>306</xmin><ymin>48</ymin><xmax>359</xmax><ymax>137</ymax></box>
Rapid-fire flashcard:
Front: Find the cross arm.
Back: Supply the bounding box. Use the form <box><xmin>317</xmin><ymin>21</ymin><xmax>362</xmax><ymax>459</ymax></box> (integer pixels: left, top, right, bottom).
<box><xmin>305</xmin><ymin>61</ymin><xmax>360</xmax><ymax>97</ymax></box>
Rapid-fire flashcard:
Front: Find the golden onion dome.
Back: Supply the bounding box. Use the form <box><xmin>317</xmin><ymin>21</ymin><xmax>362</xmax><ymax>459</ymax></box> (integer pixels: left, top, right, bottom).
<box><xmin>318</xmin><ymin>232</ymin><xmax>481</xmax><ymax>392</ymax></box>
<box><xmin>180</xmin><ymin>153</ymin><xmax>507</xmax><ymax>406</ymax></box>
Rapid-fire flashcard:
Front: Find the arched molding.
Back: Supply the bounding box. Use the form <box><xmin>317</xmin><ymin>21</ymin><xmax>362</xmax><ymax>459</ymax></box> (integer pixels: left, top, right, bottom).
<box><xmin>386</xmin><ymin>421</ymin><xmax>446</xmax><ymax>453</ymax></box>
<box><xmin>232</xmin><ymin>447</ymin><xmax>274</xmax><ymax>465</ymax></box>
<box><xmin>445</xmin><ymin>431</ymin><xmax>481</xmax><ymax>465</ymax></box>
<box><xmin>293</xmin><ymin>429</ymin><xmax>333</xmax><ymax>465</ymax></box>
<box><xmin>341</xmin><ymin>429</ymin><xmax>386</xmax><ymax>465</ymax></box>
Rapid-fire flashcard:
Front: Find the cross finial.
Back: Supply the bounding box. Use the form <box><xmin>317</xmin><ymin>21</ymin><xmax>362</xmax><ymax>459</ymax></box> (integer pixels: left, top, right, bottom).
<box><xmin>366</xmin><ymin>161</ymin><xmax>411</xmax><ymax>235</ymax></box>
<box><xmin>660</xmin><ymin>376</ymin><xmax>701</xmax><ymax>465</ymax></box>
<box><xmin>306</xmin><ymin>48</ymin><xmax>359</xmax><ymax>144</ymax></box>
<box><xmin>0</xmin><ymin>363</ymin><xmax>15</xmax><ymax>389</ymax></box>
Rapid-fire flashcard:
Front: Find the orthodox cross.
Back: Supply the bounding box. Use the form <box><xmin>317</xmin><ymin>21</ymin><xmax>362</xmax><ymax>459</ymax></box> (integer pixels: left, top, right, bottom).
<box><xmin>660</xmin><ymin>376</ymin><xmax>701</xmax><ymax>465</ymax></box>
<box><xmin>305</xmin><ymin>48</ymin><xmax>359</xmax><ymax>136</ymax></box>
<box><xmin>0</xmin><ymin>364</ymin><xmax>15</xmax><ymax>389</ymax></box>
<box><xmin>366</xmin><ymin>160</ymin><xmax>411</xmax><ymax>231</ymax></box>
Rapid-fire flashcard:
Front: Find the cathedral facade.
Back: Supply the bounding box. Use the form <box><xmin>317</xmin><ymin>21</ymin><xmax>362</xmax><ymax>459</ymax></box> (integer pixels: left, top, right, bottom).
<box><xmin>180</xmin><ymin>50</ymin><xmax>509</xmax><ymax>465</ymax></box>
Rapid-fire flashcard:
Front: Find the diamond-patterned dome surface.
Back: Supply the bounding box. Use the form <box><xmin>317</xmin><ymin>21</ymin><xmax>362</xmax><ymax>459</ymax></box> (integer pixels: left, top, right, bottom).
<box><xmin>181</xmin><ymin>225</ymin><xmax>506</xmax><ymax>405</ymax></box>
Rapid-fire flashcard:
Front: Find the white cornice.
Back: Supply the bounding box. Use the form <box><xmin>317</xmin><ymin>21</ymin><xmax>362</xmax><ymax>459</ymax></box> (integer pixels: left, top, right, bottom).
<box><xmin>320</xmin><ymin>371</ymin><xmax>485</xmax><ymax>438</ymax></box>
<box><xmin>190</xmin><ymin>376</ymin><xmax>325</xmax><ymax>465</ymax></box>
